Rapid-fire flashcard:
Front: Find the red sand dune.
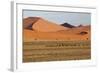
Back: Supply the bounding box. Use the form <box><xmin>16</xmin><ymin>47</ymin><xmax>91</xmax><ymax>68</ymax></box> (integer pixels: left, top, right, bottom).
<box><xmin>23</xmin><ymin>17</ymin><xmax>68</xmax><ymax>32</ymax></box>
<box><xmin>23</xmin><ymin>17</ymin><xmax>90</xmax><ymax>41</ymax></box>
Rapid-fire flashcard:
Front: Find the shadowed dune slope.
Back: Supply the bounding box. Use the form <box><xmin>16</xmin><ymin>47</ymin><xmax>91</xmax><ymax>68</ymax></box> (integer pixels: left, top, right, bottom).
<box><xmin>23</xmin><ymin>17</ymin><xmax>40</xmax><ymax>29</ymax></box>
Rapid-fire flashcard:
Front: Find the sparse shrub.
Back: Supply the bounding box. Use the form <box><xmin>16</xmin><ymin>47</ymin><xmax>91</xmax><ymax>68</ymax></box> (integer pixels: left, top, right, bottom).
<box><xmin>79</xmin><ymin>31</ymin><xmax>88</xmax><ymax>35</ymax></box>
<box><xmin>34</xmin><ymin>38</ymin><xmax>37</xmax><ymax>40</ymax></box>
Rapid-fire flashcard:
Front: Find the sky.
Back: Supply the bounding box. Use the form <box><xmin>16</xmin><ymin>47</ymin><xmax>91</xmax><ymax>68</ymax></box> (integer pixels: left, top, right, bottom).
<box><xmin>23</xmin><ymin>10</ymin><xmax>91</xmax><ymax>26</ymax></box>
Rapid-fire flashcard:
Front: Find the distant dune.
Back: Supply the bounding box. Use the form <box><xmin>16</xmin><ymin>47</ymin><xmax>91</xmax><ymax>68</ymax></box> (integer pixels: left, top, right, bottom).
<box><xmin>23</xmin><ymin>17</ymin><xmax>91</xmax><ymax>41</ymax></box>
<box><xmin>61</xmin><ymin>22</ymin><xmax>76</xmax><ymax>28</ymax></box>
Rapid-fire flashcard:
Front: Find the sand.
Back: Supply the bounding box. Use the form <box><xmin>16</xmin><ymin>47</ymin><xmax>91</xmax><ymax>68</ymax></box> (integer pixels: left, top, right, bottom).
<box><xmin>23</xmin><ymin>17</ymin><xmax>90</xmax><ymax>41</ymax></box>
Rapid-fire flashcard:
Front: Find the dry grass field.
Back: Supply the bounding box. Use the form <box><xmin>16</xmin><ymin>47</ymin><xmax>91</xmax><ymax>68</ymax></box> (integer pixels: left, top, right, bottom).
<box><xmin>23</xmin><ymin>40</ymin><xmax>91</xmax><ymax>62</ymax></box>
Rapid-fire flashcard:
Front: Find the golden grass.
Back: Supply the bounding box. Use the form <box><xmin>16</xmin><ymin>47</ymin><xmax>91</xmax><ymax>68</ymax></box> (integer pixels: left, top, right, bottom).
<box><xmin>23</xmin><ymin>40</ymin><xmax>91</xmax><ymax>62</ymax></box>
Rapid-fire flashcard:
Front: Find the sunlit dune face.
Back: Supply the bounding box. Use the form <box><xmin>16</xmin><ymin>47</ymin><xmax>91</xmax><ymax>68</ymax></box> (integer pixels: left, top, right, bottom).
<box><xmin>32</xmin><ymin>18</ymin><xmax>68</xmax><ymax>32</ymax></box>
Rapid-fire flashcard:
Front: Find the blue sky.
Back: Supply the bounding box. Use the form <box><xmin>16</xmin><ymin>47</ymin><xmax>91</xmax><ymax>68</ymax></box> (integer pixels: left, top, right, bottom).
<box><xmin>23</xmin><ymin>10</ymin><xmax>91</xmax><ymax>26</ymax></box>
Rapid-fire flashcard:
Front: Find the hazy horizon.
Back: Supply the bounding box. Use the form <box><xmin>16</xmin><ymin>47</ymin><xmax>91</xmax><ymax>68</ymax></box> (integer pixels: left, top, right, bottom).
<box><xmin>23</xmin><ymin>10</ymin><xmax>91</xmax><ymax>26</ymax></box>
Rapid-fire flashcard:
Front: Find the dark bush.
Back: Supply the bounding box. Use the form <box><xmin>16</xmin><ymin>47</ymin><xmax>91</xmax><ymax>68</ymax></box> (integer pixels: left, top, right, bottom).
<box><xmin>79</xmin><ymin>31</ymin><xmax>88</xmax><ymax>35</ymax></box>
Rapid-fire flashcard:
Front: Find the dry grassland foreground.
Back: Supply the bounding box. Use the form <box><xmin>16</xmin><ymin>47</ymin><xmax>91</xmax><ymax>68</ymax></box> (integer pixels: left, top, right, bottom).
<box><xmin>23</xmin><ymin>40</ymin><xmax>91</xmax><ymax>62</ymax></box>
